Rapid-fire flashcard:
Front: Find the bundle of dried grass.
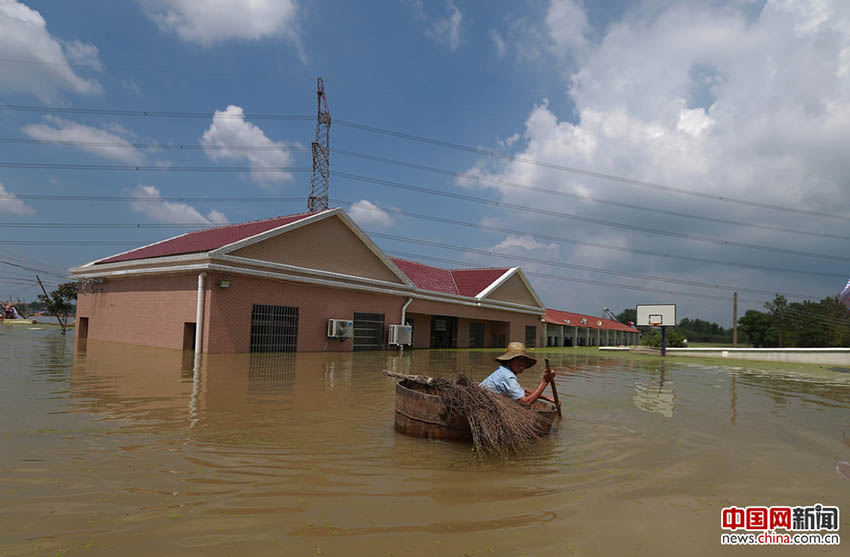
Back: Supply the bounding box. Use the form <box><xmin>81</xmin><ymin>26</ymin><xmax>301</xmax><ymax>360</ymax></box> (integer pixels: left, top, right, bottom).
<box><xmin>431</xmin><ymin>374</ymin><xmax>548</xmax><ymax>456</ymax></box>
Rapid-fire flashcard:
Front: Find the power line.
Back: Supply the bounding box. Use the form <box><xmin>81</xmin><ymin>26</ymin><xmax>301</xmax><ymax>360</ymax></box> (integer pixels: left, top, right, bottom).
<box><xmin>3</xmin><ymin>211</ymin><xmax>843</xmax><ymax>279</ymax></box>
<box><xmin>388</xmin><ymin>250</ymin><xmax>850</xmax><ymax>330</ymax></box>
<box><xmin>0</xmin><ymin>197</ymin><xmax>845</xmax><ymax>279</ymax></box>
<box><xmin>0</xmin><ymin>258</ymin><xmax>68</xmax><ymax>280</ymax></box>
<box><xmin>367</xmin><ymin>230</ymin><xmax>820</xmax><ymax>299</ymax></box>
<box><xmin>1</xmin><ymin>193</ymin><xmax>305</xmax><ymax>203</ymax></box>
<box><xmin>383</xmin><ymin>249</ymin><xmax>770</xmax><ymax>305</ymax></box>
<box><xmin>0</xmin><ymin>232</ymin><xmax>819</xmax><ymax>299</ymax></box>
<box><xmin>328</xmin><ymin>199</ymin><xmax>846</xmax><ymax>279</ymax></box>
<box><xmin>0</xmin><ymin>162</ymin><xmax>310</xmax><ymax>172</ymax></box>
<box><xmin>2</xmin><ymin>104</ymin><xmax>848</xmax><ymax>222</ymax></box>
<box><xmin>0</xmin><ymin>104</ymin><xmax>312</xmax><ymax>121</ymax></box>
<box><xmin>3</xmin><ymin>135</ymin><xmax>844</xmax><ymax>241</ymax></box>
<box><xmin>333</xmin><ymin>172</ymin><xmax>850</xmax><ymax>264</ymax></box>
<box><xmin>331</xmin><ymin>118</ymin><xmax>850</xmax><ymax>223</ymax></box>
<box><xmin>2</xmin><ymin>162</ymin><xmax>846</xmax><ymax>263</ymax></box>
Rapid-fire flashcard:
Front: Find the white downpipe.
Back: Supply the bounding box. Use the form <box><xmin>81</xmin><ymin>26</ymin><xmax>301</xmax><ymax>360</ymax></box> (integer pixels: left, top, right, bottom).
<box><xmin>401</xmin><ymin>297</ymin><xmax>413</xmax><ymax>324</ymax></box>
<box><xmin>399</xmin><ymin>298</ymin><xmax>413</xmax><ymax>353</ymax></box>
<box><xmin>194</xmin><ymin>272</ymin><xmax>206</xmax><ymax>355</ymax></box>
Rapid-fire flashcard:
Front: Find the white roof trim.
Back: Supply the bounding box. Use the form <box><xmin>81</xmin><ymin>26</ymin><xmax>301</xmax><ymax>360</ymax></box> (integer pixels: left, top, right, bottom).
<box><xmin>475</xmin><ymin>267</ymin><xmax>545</xmax><ymax>308</ymax></box>
<box><xmin>475</xmin><ymin>267</ymin><xmax>516</xmax><ymax>299</ymax></box>
<box><xmin>72</xmin><ymin>262</ymin><xmax>543</xmax><ymax>315</ymax></box>
<box><xmin>70</xmin><ymin>252</ymin><xmax>208</xmax><ymax>274</ymax></box>
<box><xmin>73</xmin><ymin>253</ymin><xmax>544</xmax><ymax>314</ymax></box>
<box><xmin>211</xmin><ymin>208</ymin><xmax>414</xmax><ymax>287</ymax></box>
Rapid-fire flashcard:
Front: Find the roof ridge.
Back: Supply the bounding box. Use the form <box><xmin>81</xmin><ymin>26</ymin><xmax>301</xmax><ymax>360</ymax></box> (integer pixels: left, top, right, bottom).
<box><xmin>191</xmin><ymin>210</ymin><xmax>320</xmax><ymax>234</ymax></box>
<box><xmin>448</xmin><ymin>268</ymin><xmax>460</xmax><ymax>296</ymax></box>
<box><xmin>449</xmin><ymin>266</ymin><xmax>511</xmax><ymax>272</ymax></box>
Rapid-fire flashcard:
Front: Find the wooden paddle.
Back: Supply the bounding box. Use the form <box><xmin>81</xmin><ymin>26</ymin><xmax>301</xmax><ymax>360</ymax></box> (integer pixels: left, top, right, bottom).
<box><xmin>544</xmin><ymin>358</ymin><xmax>562</xmax><ymax>417</ymax></box>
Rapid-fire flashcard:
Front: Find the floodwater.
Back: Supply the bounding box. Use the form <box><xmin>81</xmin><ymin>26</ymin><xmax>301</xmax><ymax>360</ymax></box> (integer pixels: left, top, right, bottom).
<box><xmin>2</xmin><ymin>325</ymin><xmax>849</xmax><ymax>556</ymax></box>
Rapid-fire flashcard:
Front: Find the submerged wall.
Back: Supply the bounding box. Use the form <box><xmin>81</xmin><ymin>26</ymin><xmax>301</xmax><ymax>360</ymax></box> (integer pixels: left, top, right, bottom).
<box><xmin>669</xmin><ymin>347</ymin><xmax>850</xmax><ymax>365</ymax></box>
<box><xmin>601</xmin><ymin>346</ymin><xmax>850</xmax><ymax>366</ymax></box>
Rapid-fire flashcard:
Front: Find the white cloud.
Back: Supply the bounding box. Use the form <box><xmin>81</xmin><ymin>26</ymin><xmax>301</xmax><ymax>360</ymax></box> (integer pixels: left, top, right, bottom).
<box><xmin>424</xmin><ymin>0</ymin><xmax>463</xmax><ymax>51</ymax></box>
<box><xmin>460</xmin><ymin>0</ymin><xmax>850</xmax><ymax>323</ymax></box>
<box><xmin>122</xmin><ymin>80</ymin><xmax>142</xmax><ymax>95</ymax></box>
<box><xmin>60</xmin><ymin>39</ymin><xmax>102</xmax><ymax>70</ymax></box>
<box><xmin>201</xmin><ymin>105</ymin><xmax>295</xmax><ymax>189</ymax></box>
<box><xmin>0</xmin><ymin>0</ymin><xmax>102</xmax><ymax>99</ymax></box>
<box><xmin>130</xmin><ymin>184</ymin><xmax>228</xmax><ymax>225</ymax></box>
<box><xmin>493</xmin><ymin>234</ymin><xmax>560</xmax><ymax>259</ymax></box>
<box><xmin>490</xmin><ymin>29</ymin><xmax>506</xmax><ymax>57</ymax></box>
<box><xmin>545</xmin><ymin>0</ymin><xmax>589</xmax><ymax>58</ymax></box>
<box><xmin>140</xmin><ymin>0</ymin><xmax>300</xmax><ymax>46</ymax></box>
<box><xmin>22</xmin><ymin>116</ymin><xmax>144</xmax><ymax>164</ymax></box>
<box><xmin>349</xmin><ymin>200</ymin><xmax>394</xmax><ymax>228</ymax></box>
<box><xmin>0</xmin><ymin>183</ymin><xmax>35</xmax><ymax>215</ymax></box>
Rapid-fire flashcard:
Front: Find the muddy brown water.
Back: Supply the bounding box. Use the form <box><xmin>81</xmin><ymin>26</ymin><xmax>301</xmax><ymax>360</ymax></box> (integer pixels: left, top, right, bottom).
<box><xmin>1</xmin><ymin>325</ymin><xmax>848</xmax><ymax>555</ymax></box>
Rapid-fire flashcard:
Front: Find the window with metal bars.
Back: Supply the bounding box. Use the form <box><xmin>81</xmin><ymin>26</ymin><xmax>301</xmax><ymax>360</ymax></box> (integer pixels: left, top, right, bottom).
<box><xmin>353</xmin><ymin>312</ymin><xmax>385</xmax><ymax>351</ymax></box>
<box><xmin>250</xmin><ymin>304</ymin><xmax>299</xmax><ymax>353</ymax></box>
<box><xmin>469</xmin><ymin>322</ymin><xmax>484</xmax><ymax>348</ymax></box>
<box><xmin>525</xmin><ymin>325</ymin><xmax>537</xmax><ymax>348</ymax></box>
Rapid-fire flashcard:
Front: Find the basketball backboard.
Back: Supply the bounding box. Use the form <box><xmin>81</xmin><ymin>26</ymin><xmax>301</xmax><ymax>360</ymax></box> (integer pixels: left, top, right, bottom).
<box><xmin>636</xmin><ymin>304</ymin><xmax>676</xmax><ymax>327</ymax></box>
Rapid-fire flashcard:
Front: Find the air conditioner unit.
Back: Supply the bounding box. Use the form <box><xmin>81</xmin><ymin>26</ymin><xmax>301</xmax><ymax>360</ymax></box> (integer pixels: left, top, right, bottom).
<box><xmin>388</xmin><ymin>324</ymin><xmax>413</xmax><ymax>346</ymax></box>
<box><xmin>327</xmin><ymin>319</ymin><xmax>353</xmax><ymax>339</ymax></box>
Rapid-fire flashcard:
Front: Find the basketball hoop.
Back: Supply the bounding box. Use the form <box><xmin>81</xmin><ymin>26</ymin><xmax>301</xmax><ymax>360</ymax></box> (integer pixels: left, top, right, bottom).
<box><xmin>650</xmin><ymin>321</ymin><xmax>661</xmax><ymax>327</ymax></box>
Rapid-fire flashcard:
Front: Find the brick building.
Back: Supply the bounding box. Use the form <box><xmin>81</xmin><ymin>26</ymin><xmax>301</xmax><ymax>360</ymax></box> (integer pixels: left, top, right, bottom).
<box><xmin>70</xmin><ymin>208</ymin><xmax>546</xmax><ymax>353</ymax></box>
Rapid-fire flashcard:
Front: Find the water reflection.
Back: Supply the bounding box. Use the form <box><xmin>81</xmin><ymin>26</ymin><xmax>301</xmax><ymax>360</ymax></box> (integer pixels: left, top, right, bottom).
<box><xmin>3</xmin><ymin>333</ymin><xmax>850</xmax><ymax>556</ymax></box>
<box><xmin>632</xmin><ymin>364</ymin><xmax>675</xmax><ymax>418</ymax></box>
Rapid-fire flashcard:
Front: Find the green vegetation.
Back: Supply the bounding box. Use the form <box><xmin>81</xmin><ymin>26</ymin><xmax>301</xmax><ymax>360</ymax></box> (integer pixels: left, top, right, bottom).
<box><xmin>640</xmin><ymin>328</ymin><xmax>686</xmax><ymax>347</ymax></box>
<box><xmin>739</xmin><ymin>294</ymin><xmax>850</xmax><ymax>347</ymax></box>
<box><xmin>36</xmin><ymin>281</ymin><xmax>77</xmax><ymax>335</ymax></box>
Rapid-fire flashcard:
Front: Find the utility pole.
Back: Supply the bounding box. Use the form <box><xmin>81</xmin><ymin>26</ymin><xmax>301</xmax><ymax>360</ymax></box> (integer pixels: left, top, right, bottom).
<box><xmin>732</xmin><ymin>291</ymin><xmax>738</xmax><ymax>348</ymax></box>
<box><xmin>308</xmin><ymin>77</ymin><xmax>330</xmax><ymax>212</ymax></box>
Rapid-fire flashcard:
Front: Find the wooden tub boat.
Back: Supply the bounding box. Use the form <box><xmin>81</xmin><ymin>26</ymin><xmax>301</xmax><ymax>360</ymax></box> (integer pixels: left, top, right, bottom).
<box><xmin>393</xmin><ymin>379</ymin><xmax>558</xmax><ymax>442</ymax></box>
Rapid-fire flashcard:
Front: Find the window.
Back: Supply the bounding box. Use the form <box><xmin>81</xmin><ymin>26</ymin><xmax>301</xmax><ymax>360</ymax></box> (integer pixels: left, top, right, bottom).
<box><xmin>525</xmin><ymin>325</ymin><xmax>537</xmax><ymax>348</ymax></box>
<box><xmin>250</xmin><ymin>304</ymin><xmax>299</xmax><ymax>353</ymax></box>
<box><xmin>469</xmin><ymin>322</ymin><xmax>484</xmax><ymax>348</ymax></box>
<box><xmin>353</xmin><ymin>312</ymin><xmax>385</xmax><ymax>351</ymax></box>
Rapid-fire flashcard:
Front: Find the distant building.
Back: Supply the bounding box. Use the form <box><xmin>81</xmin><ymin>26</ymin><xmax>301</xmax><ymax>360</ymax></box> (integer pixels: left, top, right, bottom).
<box><xmin>541</xmin><ymin>308</ymin><xmax>640</xmax><ymax>347</ymax></box>
<box><xmin>70</xmin><ymin>208</ymin><xmax>546</xmax><ymax>353</ymax></box>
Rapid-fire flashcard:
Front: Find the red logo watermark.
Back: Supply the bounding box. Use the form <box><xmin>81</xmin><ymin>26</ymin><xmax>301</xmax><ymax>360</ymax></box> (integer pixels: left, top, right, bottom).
<box><xmin>720</xmin><ymin>505</ymin><xmax>840</xmax><ymax>546</ymax></box>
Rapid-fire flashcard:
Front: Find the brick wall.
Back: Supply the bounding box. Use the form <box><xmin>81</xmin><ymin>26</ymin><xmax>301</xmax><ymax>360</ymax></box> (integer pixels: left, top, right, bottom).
<box><xmin>75</xmin><ymin>270</ymin><xmax>543</xmax><ymax>353</ymax></box>
<box><xmin>75</xmin><ymin>273</ymin><xmax>200</xmax><ymax>350</ymax></box>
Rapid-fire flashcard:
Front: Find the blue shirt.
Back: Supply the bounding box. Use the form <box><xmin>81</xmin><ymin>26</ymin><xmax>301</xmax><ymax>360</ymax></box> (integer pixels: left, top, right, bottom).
<box><xmin>479</xmin><ymin>365</ymin><xmax>525</xmax><ymax>400</ymax></box>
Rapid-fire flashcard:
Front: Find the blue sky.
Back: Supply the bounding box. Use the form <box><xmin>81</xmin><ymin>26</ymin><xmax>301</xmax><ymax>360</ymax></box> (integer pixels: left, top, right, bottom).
<box><xmin>2</xmin><ymin>0</ymin><xmax>849</xmax><ymax>327</ymax></box>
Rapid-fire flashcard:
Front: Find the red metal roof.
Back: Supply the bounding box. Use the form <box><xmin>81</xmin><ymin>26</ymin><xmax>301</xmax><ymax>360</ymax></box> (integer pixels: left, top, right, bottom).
<box><xmin>96</xmin><ymin>212</ymin><xmax>321</xmax><ymax>265</ymax></box>
<box><xmin>543</xmin><ymin>308</ymin><xmax>639</xmax><ymax>332</ymax></box>
<box><xmin>451</xmin><ymin>268</ymin><xmax>509</xmax><ymax>297</ymax></box>
<box><xmin>389</xmin><ymin>257</ymin><xmax>512</xmax><ymax>297</ymax></box>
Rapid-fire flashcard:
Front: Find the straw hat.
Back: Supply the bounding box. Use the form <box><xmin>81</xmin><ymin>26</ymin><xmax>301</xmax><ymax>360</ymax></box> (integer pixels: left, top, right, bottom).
<box><xmin>495</xmin><ymin>341</ymin><xmax>537</xmax><ymax>367</ymax></box>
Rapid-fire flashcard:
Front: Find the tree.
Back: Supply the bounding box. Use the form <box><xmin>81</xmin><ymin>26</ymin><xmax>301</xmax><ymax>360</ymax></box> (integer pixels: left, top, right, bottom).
<box><xmin>738</xmin><ymin>309</ymin><xmax>777</xmax><ymax>347</ymax></box>
<box><xmin>37</xmin><ymin>279</ymin><xmax>77</xmax><ymax>335</ymax></box>
<box><xmin>616</xmin><ymin>308</ymin><xmax>637</xmax><ymax>325</ymax></box>
<box><xmin>640</xmin><ymin>328</ymin><xmax>686</xmax><ymax>348</ymax></box>
<box><xmin>677</xmin><ymin>317</ymin><xmax>733</xmax><ymax>343</ymax></box>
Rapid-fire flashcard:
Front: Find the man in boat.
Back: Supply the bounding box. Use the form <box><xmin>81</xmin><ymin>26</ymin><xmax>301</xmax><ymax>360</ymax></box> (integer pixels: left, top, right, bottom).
<box><xmin>3</xmin><ymin>303</ymin><xmax>23</xmax><ymax>320</ymax></box>
<box><xmin>479</xmin><ymin>342</ymin><xmax>556</xmax><ymax>406</ymax></box>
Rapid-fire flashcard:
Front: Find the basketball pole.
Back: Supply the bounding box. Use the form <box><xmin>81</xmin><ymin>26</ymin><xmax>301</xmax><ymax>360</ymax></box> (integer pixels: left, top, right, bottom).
<box><xmin>661</xmin><ymin>326</ymin><xmax>667</xmax><ymax>356</ymax></box>
<box><xmin>732</xmin><ymin>291</ymin><xmax>738</xmax><ymax>348</ymax></box>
